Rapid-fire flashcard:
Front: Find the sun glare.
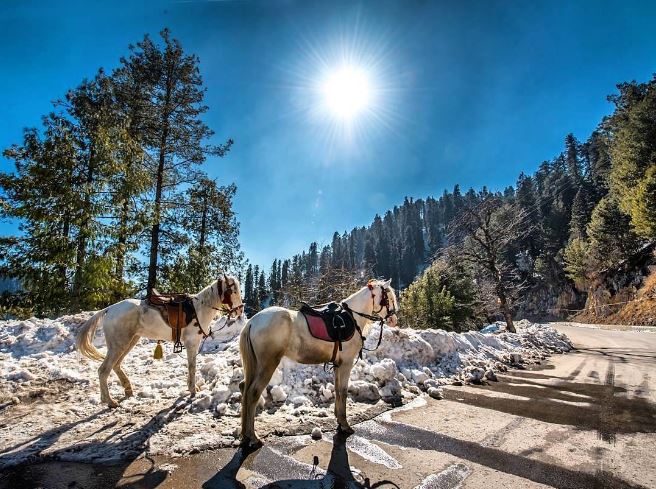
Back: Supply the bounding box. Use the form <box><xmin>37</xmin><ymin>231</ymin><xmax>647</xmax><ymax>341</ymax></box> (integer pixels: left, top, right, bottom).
<box><xmin>322</xmin><ymin>66</ymin><xmax>372</xmax><ymax>119</ymax></box>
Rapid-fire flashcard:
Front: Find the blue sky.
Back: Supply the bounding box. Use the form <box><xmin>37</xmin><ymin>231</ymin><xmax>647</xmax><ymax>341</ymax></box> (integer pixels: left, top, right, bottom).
<box><xmin>1</xmin><ymin>0</ymin><xmax>656</xmax><ymax>268</ymax></box>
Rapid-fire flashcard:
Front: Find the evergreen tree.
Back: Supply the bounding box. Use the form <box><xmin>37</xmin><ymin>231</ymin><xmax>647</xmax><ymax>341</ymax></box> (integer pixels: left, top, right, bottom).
<box><xmin>607</xmin><ymin>76</ymin><xmax>656</xmax><ymax>239</ymax></box>
<box><xmin>114</xmin><ymin>29</ymin><xmax>233</xmax><ymax>294</ymax></box>
<box><xmin>587</xmin><ymin>195</ymin><xmax>641</xmax><ymax>270</ymax></box>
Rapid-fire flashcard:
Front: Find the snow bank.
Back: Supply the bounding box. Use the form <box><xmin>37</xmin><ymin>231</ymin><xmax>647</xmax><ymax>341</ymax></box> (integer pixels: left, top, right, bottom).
<box><xmin>0</xmin><ymin>314</ymin><xmax>571</xmax><ymax>467</ymax></box>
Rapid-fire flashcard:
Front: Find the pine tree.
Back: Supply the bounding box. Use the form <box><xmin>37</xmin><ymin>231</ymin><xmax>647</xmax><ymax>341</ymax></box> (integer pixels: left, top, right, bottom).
<box><xmin>587</xmin><ymin>195</ymin><xmax>641</xmax><ymax>270</ymax></box>
<box><xmin>606</xmin><ymin>77</ymin><xmax>656</xmax><ymax>239</ymax></box>
<box><xmin>257</xmin><ymin>271</ymin><xmax>267</xmax><ymax>307</ymax></box>
<box><xmin>244</xmin><ymin>264</ymin><xmax>254</xmax><ymax>312</ymax></box>
<box><xmin>114</xmin><ymin>29</ymin><xmax>233</xmax><ymax>295</ymax></box>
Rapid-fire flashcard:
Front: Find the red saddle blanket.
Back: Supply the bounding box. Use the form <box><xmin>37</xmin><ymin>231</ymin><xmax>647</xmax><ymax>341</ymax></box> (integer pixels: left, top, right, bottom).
<box><xmin>300</xmin><ymin>302</ymin><xmax>356</xmax><ymax>343</ymax></box>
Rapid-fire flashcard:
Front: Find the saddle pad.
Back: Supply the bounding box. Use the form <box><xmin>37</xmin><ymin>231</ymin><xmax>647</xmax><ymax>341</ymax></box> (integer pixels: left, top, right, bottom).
<box><xmin>146</xmin><ymin>296</ymin><xmax>196</xmax><ymax>328</ymax></box>
<box><xmin>300</xmin><ymin>308</ymin><xmax>356</xmax><ymax>343</ymax></box>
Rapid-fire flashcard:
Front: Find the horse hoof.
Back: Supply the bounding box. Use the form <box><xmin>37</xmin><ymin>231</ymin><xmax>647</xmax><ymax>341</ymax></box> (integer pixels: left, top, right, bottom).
<box><xmin>124</xmin><ymin>391</ymin><xmax>133</xmax><ymax>398</ymax></box>
<box><xmin>240</xmin><ymin>437</ymin><xmax>263</xmax><ymax>451</ymax></box>
<box><xmin>107</xmin><ymin>400</ymin><xmax>119</xmax><ymax>409</ymax></box>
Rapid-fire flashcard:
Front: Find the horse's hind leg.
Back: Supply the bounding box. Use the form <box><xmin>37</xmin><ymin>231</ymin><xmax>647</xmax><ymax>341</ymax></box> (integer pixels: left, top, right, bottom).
<box><xmin>113</xmin><ymin>335</ymin><xmax>139</xmax><ymax>398</ymax></box>
<box><xmin>99</xmin><ymin>347</ymin><xmax>122</xmax><ymax>408</ymax></box>
<box><xmin>334</xmin><ymin>361</ymin><xmax>355</xmax><ymax>434</ymax></box>
<box><xmin>243</xmin><ymin>358</ymin><xmax>279</xmax><ymax>446</ymax></box>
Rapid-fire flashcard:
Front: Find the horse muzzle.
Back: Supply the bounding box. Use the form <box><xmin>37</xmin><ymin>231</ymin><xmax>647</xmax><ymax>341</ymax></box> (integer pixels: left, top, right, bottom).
<box><xmin>386</xmin><ymin>314</ymin><xmax>398</xmax><ymax>327</ymax></box>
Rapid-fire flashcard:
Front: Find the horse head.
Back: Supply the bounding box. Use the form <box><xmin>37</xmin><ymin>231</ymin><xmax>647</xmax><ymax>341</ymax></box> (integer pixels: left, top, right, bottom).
<box><xmin>218</xmin><ymin>274</ymin><xmax>244</xmax><ymax>317</ymax></box>
<box><xmin>366</xmin><ymin>278</ymin><xmax>399</xmax><ymax>327</ymax></box>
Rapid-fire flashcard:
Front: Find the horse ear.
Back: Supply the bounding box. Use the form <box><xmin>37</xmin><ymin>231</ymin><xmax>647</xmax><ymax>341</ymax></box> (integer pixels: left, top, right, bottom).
<box><xmin>367</xmin><ymin>279</ymin><xmax>374</xmax><ymax>290</ymax></box>
<box><xmin>383</xmin><ymin>279</ymin><xmax>391</xmax><ymax>288</ymax></box>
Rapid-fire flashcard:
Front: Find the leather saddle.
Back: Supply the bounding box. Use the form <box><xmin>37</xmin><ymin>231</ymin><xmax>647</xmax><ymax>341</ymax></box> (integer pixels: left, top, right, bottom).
<box><xmin>146</xmin><ymin>289</ymin><xmax>197</xmax><ymax>353</ymax></box>
<box><xmin>300</xmin><ymin>302</ymin><xmax>356</xmax><ymax>365</ymax></box>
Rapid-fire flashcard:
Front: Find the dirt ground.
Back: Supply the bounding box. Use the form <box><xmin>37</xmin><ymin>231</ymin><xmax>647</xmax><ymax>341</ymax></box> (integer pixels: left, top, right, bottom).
<box><xmin>1</xmin><ymin>323</ymin><xmax>655</xmax><ymax>489</ymax></box>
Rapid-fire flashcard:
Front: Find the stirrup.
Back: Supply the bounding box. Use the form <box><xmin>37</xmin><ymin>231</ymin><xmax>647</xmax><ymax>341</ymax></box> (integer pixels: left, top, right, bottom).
<box><xmin>173</xmin><ymin>340</ymin><xmax>184</xmax><ymax>353</ymax></box>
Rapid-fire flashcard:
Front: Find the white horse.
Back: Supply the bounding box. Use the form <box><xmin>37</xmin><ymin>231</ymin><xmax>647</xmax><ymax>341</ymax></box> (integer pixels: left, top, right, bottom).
<box><xmin>76</xmin><ymin>274</ymin><xmax>244</xmax><ymax>408</ymax></box>
<box><xmin>239</xmin><ymin>279</ymin><xmax>398</xmax><ymax>447</ymax></box>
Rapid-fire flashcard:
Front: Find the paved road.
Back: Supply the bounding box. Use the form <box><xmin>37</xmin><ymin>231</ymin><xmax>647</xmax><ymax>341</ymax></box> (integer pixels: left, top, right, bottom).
<box><xmin>2</xmin><ymin>324</ymin><xmax>655</xmax><ymax>488</ymax></box>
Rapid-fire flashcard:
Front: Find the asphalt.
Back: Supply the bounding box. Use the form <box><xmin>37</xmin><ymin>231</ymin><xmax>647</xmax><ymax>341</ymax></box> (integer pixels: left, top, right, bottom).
<box><xmin>2</xmin><ymin>324</ymin><xmax>655</xmax><ymax>489</ymax></box>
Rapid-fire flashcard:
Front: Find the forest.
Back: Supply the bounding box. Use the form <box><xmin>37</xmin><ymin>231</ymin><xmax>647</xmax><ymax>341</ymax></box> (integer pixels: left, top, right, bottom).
<box><xmin>1</xmin><ymin>30</ymin><xmax>655</xmax><ymax>330</ymax></box>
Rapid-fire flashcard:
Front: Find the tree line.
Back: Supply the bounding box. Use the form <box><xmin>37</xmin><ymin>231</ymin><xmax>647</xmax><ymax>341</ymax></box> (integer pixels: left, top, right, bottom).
<box><xmin>246</xmin><ymin>75</ymin><xmax>656</xmax><ymax>331</ymax></box>
<box><xmin>0</xmin><ymin>29</ymin><xmax>243</xmax><ymax>316</ymax></box>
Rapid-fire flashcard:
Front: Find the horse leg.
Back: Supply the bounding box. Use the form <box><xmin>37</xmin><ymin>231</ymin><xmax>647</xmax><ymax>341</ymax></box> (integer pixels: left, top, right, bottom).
<box><xmin>113</xmin><ymin>335</ymin><xmax>139</xmax><ymax>398</ymax></box>
<box><xmin>185</xmin><ymin>334</ymin><xmax>201</xmax><ymax>396</ymax></box>
<box><xmin>334</xmin><ymin>361</ymin><xmax>355</xmax><ymax>434</ymax></box>
<box><xmin>99</xmin><ymin>347</ymin><xmax>122</xmax><ymax>408</ymax></box>
<box><xmin>242</xmin><ymin>359</ymin><xmax>279</xmax><ymax>447</ymax></box>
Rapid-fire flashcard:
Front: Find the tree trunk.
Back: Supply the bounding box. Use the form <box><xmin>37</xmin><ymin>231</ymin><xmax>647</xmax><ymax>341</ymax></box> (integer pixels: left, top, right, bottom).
<box><xmin>147</xmin><ymin>148</ymin><xmax>165</xmax><ymax>296</ymax></box>
<box><xmin>72</xmin><ymin>147</ymin><xmax>95</xmax><ymax>311</ymax></box>
<box><xmin>146</xmin><ymin>64</ymin><xmax>173</xmax><ymax>296</ymax></box>
<box><xmin>496</xmin><ymin>280</ymin><xmax>516</xmax><ymax>333</ymax></box>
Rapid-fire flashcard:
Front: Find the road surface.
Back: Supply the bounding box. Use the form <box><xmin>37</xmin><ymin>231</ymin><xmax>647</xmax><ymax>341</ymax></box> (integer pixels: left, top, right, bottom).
<box><xmin>2</xmin><ymin>324</ymin><xmax>655</xmax><ymax>488</ymax></box>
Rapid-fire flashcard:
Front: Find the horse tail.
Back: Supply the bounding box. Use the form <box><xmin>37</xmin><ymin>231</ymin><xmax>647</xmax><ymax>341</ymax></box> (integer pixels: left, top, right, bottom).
<box><xmin>239</xmin><ymin>320</ymin><xmax>257</xmax><ymax>390</ymax></box>
<box><xmin>76</xmin><ymin>308</ymin><xmax>108</xmax><ymax>361</ymax></box>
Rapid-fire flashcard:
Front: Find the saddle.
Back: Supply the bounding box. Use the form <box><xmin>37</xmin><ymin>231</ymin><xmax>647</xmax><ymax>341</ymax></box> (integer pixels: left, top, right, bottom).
<box><xmin>300</xmin><ymin>302</ymin><xmax>356</xmax><ymax>366</ymax></box>
<box><xmin>146</xmin><ymin>289</ymin><xmax>198</xmax><ymax>353</ymax></box>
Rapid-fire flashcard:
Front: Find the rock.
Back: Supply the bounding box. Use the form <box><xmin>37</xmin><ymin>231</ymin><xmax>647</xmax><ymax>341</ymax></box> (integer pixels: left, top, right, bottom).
<box><xmin>427</xmin><ymin>387</ymin><xmax>443</xmax><ymax>400</ymax></box>
<box><xmin>371</xmin><ymin>359</ymin><xmax>397</xmax><ymax>382</ymax></box>
<box><xmin>485</xmin><ymin>370</ymin><xmax>498</xmax><ymax>382</ymax></box>
<box><xmin>311</xmin><ymin>427</ymin><xmax>322</xmax><ymax>440</ymax></box>
<box><xmin>229</xmin><ymin>392</ymin><xmax>241</xmax><ymax>403</ymax></box>
<box><xmin>215</xmin><ymin>403</ymin><xmax>227</xmax><ymax>415</ymax></box>
<box><xmin>423</xmin><ymin>379</ymin><xmax>440</xmax><ymax>390</ymax></box>
<box><xmin>411</xmin><ymin>369</ymin><xmax>429</xmax><ymax>384</ymax></box>
<box><xmin>422</xmin><ymin>367</ymin><xmax>433</xmax><ymax>378</ymax></box>
<box><xmin>466</xmin><ymin>367</ymin><xmax>485</xmax><ymax>383</ymax></box>
<box><xmin>320</xmin><ymin>388</ymin><xmax>333</xmax><ymax>401</ymax></box>
<box><xmin>510</xmin><ymin>353</ymin><xmax>522</xmax><ymax>364</ymax></box>
<box><xmin>192</xmin><ymin>394</ymin><xmax>212</xmax><ymax>411</ymax></box>
<box><xmin>291</xmin><ymin>395</ymin><xmax>310</xmax><ymax>407</ymax></box>
<box><xmin>452</xmin><ymin>380</ymin><xmax>463</xmax><ymax>386</ymax></box>
<box><xmin>379</xmin><ymin>378</ymin><xmax>402</xmax><ymax>398</ymax></box>
<box><xmin>257</xmin><ymin>395</ymin><xmax>266</xmax><ymax>408</ymax></box>
<box><xmin>348</xmin><ymin>381</ymin><xmax>381</xmax><ymax>402</ymax></box>
<box><xmin>211</xmin><ymin>385</ymin><xmax>231</xmax><ymax>404</ymax></box>
<box><xmin>326</xmin><ymin>382</ymin><xmax>335</xmax><ymax>391</ymax></box>
<box><xmin>269</xmin><ymin>368</ymin><xmax>283</xmax><ymax>385</ymax></box>
<box><xmin>406</xmin><ymin>385</ymin><xmax>421</xmax><ymax>395</ymax></box>
<box><xmin>270</xmin><ymin>385</ymin><xmax>288</xmax><ymax>403</ymax></box>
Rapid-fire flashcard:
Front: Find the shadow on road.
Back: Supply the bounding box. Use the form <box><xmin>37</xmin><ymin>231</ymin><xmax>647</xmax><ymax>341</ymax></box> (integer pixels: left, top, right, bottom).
<box><xmin>443</xmin><ymin>350</ymin><xmax>656</xmax><ymax>443</ymax></box>
<box><xmin>0</xmin><ymin>397</ymin><xmax>193</xmax><ymax>489</ymax></box>
<box><xmin>202</xmin><ymin>432</ymin><xmax>401</xmax><ymax>489</ymax></box>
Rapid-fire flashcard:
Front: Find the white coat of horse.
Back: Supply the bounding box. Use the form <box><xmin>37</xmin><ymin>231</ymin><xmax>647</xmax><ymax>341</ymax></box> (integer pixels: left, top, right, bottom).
<box><xmin>239</xmin><ymin>279</ymin><xmax>398</xmax><ymax>447</ymax></box>
<box><xmin>76</xmin><ymin>274</ymin><xmax>243</xmax><ymax>408</ymax></box>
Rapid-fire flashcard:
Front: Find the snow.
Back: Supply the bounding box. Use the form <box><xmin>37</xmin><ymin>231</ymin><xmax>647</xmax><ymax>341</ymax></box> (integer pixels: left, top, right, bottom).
<box><xmin>0</xmin><ymin>314</ymin><xmax>571</xmax><ymax>468</ymax></box>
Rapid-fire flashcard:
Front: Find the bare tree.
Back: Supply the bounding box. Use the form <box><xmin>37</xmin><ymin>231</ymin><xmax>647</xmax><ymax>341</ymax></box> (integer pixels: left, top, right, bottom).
<box><xmin>277</xmin><ymin>265</ymin><xmax>372</xmax><ymax>308</ymax></box>
<box><xmin>448</xmin><ymin>197</ymin><xmax>533</xmax><ymax>333</ymax></box>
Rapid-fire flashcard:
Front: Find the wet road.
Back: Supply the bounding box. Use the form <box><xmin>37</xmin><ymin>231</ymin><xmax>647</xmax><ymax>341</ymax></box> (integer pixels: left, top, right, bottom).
<box><xmin>2</xmin><ymin>324</ymin><xmax>655</xmax><ymax>488</ymax></box>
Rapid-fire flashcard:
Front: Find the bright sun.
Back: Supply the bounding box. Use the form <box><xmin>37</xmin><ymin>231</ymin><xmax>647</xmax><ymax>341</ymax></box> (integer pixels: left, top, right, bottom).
<box><xmin>322</xmin><ymin>66</ymin><xmax>371</xmax><ymax>119</ymax></box>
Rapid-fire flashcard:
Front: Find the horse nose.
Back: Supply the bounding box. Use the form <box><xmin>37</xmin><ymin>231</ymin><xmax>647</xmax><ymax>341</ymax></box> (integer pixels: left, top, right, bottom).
<box><xmin>386</xmin><ymin>315</ymin><xmax>398</xmax><ymax>327</ymax></box>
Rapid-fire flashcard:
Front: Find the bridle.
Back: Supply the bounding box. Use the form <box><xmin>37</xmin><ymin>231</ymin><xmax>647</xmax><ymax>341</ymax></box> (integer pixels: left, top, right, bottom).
<box><xmin>199</xmin><ymin>274</ymin><xmax>245</xmax><ymax>353</ymax></box>
<box><xmin>343</xmin><ymin>282</ymin><xmax>397</xmax><ymax>324</ymax></box>
<box><xmin>341</xmin><ymin>281</ymin><xmax>398</xmax><ymax>357</ymax></box>
<box><xmin>208</xmin><ymin>274</ymin><xmax>244</xmax><ymax>325</ymax></box>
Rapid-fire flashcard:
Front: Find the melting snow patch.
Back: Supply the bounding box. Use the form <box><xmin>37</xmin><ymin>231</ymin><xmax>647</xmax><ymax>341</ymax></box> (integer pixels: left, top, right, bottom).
<box><xmin>0</xmin><ymin>314</ymin><xmax>570</xmax><ymax>466</ymax></box>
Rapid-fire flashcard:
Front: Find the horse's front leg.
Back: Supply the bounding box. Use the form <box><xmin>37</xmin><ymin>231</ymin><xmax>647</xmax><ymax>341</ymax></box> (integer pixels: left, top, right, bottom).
<box><xmin>334</xmin><ymin>361</ymin><xmax>355</xmax><ymax>434</ymax></box>
<box><xmin>185</xmin><ymin>334</ymin><xmax>201</xmax><ymax>396</ymax></box>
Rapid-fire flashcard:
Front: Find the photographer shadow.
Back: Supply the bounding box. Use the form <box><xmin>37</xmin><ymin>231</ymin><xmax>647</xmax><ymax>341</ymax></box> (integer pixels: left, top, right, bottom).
<box><xmin>203</xmin><ymin>431</ymin><xmax>399</xmax><ymax>489</ymax></box>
